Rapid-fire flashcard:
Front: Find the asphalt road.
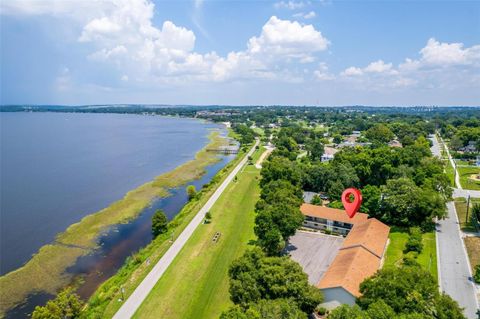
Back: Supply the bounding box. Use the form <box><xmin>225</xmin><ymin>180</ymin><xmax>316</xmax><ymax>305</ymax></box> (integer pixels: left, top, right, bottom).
<box><xmin>113</xmin><ymin>139</ymin><xmax>259</xmax><ymax>319</ymax></box>
<box><xmin>430</xmin><ymin>134</ymin><xmax>479</xmax><ymax>318</ymax></box>
<box><xmin>437</xmin><ymin>202</ymin><xmax>479</xmax><ymax>319</ymax></box>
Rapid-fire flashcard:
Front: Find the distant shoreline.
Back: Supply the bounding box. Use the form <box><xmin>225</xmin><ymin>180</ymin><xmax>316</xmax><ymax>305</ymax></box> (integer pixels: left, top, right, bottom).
<box><xmin>0</xmin><ymin>127</ymin><xmax>229</xmax><ymax>316</ymax></box>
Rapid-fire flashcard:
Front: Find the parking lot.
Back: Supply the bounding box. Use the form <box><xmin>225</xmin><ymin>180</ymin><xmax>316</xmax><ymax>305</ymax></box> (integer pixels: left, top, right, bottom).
<box><xmin>286</xmin><ymin>231</ymin><xmax>344</xmax><ymax>285</ymax></box>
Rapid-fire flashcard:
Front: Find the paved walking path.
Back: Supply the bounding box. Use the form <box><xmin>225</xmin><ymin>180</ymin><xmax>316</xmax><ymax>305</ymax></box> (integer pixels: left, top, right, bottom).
<box><xmin>430</xmin><ymin>134</ymin><xmax>479</xmax><ymax>319</ymax></box>
<box><xmin>255</xmin><ymin>146</ymin><xmax>274</xmax><ymax>169</ymax></box>
<box><xmin>113</xmin><ymin>139</ymin><xmax>259</xmax><ymax>319</ymax></box>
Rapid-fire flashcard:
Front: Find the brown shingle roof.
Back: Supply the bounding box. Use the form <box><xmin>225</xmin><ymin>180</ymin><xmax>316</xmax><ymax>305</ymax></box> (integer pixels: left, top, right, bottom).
<box><xmin>317</xmin><ymin>246</ymin><xmax>381</xmax><ymax>297</ymax></box>
<box><xmin>341</xmin><ymin>218</ymin><xmax>390</xmax><ymax>258</ymax></box>
<box><xmin>300</xmin><ymin>203</ymin><xmax>369</xmax><ymax>225</ymax></box>
<box><xmin>304</xmin><ymin>204</ymin><xmax>391</xmax><ymax>299</ymax></box>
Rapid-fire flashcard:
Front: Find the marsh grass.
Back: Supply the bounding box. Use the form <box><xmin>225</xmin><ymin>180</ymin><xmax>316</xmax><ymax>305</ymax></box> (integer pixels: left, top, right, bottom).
<box><xmin>0</xmin><ymin>131</ymin><xmax>231</xmax><ymax>316</ymax></box>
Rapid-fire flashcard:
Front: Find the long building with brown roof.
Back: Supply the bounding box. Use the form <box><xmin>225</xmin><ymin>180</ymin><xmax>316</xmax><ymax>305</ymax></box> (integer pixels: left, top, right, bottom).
<box><xmin>301</xmin><ymin>203</ymin><xmax>369</xmax><ymax>235</ymax></box>
<box><xmin>299</xmin><ymin>204</ymin><xmax>390</xmax><ymax>307</ymax></box>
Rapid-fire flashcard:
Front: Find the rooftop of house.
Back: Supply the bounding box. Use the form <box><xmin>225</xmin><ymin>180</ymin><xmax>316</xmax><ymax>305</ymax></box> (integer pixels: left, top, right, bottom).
<box><xmin>317</xmin><ymin>245</ymin><xmax>381</xmax><ymax>297</ymax></box>
<box><xmin>300</xmin><ymin>204</ymin><xmax>391</xmax><ymax>299</ymax></box>
<box><xmin>341</xmin><ymin>218</ymin><xmax>390</xmax><ymax>258</ymax></box>
<box><xmin>300</xmin><ymin>203</ymin><xmax>369</xmax><ymax>225</ymax></box>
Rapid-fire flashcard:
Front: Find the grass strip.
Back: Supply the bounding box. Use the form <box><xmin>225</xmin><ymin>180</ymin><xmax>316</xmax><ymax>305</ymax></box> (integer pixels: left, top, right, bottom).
<box><xmin>384</xmin><ymin>230</ymin><xmax>438</xmax><ymax>280</ymax></box>
<box><xmin>464</xmin><ymin>237</ymin><xmax>480</xmax><ymax>270</ymax></box>
<box><xmin>454</xmin><ymin>197</ymin><xmax>480</xmax><ymax>232</ymax></box>
<box><xmin>132</xmin><ymin>149</ymin><xmax>262</xmax><ymax>319</ymax></box>
<box><xmin>0</xmin><ymin>130</ymin><xmax>230</xmax><ymax>316</ymax></box>
<box><xmin>79</xmin><ymin>142</ymin><xmax>252</xmax><ymax>318</ymax></box>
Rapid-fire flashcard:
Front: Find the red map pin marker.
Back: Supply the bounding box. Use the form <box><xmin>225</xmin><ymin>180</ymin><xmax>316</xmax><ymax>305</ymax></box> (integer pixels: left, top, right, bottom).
<box><xmin>341</xmin><ymin>188</ymin><xmax>363</xmax><ymax>218</ymax></box>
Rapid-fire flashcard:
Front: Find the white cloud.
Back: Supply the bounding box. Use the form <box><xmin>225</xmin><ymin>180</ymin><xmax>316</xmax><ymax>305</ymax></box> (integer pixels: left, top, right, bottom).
<box><xmin>341</xmin><ymin>66</ymin><xmax>363</xmax><ymax>76</ymax></box>
<box><xmin>304</xmin><ymin>11</ymin><xmax>316</xmax><ymax>19</ymax></box>
<box><xmin>364</xmin><ymin>60</ymin><xmax>393</xmax><ymax>73</ymax></box>
<box><xmin>0</xmin><ymin>0</ymin><xmax>113</xmax><ymax>22</ymax></box>
<box><xmin>420</xmin><ymin>38</ymin><xmax>480</xmax><ymax>65</ymax></box>
<box><xmin>314</xmin><ymin>62</ymin><xmax>334</xmax><ymax>80</ymax></box>
<box><xmin>77</xmin><ymin>6</ymin><xmax>329</xmax><ymax>82</ymax></box>
<box><xmin>339</xmin><ymin>38</ymin><xmax>480</xmax><ymax>92</ymax></box>
<box><xmin>274</xmin><ymin>1</ymin><xmax>306</xmax><ymax>10</ymax></box>
<box><xmin>293</xmin><ymin>11</ymin><xmax>316</xmax><ymax>19</ymax></box>
<box><xmin>247</xmin><ymin>16</ymin><xmax>329</xmax><ymax>60</ymax></box>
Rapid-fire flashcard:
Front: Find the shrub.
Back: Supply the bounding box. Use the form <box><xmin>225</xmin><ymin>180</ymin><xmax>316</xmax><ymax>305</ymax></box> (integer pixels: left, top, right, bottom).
<box><xmin>405</xmin><ymin>227</ymin><xmax>423</xmax><ymax>253</ymax></box>
<box><xmin>187</xmin><ymin>185</ymin><xmax>197</xmax><ymax>200</ymax></box>
<box><xmin>311</xmin><ymin>195</ymin><xmax>323</xmax><ymax>206</ymax></box>
<box><xmin>32</xmin><ymin>288</ymin><xmax>83</xmax><ymax>319</ymax></box>
<box><xmin>316</xmin><ymin>306</ymin><xmax>327</xmax><ymax>315</ymax></box>
<box><xmin>474</xmin><ymin>265</ymin><xmax>480</xmax><ymax>284</ymax></box>
<box><xmin>151</xmin><ymin>210</ymin><xmax>168</xmax><ymax>238</ymax></box>
<box><xmin>403</xmin><ymin>251</ymin><xmax>420</xmax><ymax>267</ymax></box>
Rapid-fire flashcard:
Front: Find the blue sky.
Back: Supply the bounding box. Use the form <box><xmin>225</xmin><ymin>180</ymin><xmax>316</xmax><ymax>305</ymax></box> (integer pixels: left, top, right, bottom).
<box><xmin>1</xmin><ymin>0</ymin><xmax>479</xmax><ymax>106</ymax></box>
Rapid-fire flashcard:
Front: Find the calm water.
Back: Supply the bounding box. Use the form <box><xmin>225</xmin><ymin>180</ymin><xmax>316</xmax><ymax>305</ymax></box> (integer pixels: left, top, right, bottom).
<box><xmin>0</xmin><ymin>112</ymin><xmax>223</xmax><ymax>275</ymax></box>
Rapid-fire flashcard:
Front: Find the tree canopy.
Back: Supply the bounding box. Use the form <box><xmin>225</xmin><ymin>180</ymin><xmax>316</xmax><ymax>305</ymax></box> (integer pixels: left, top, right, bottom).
<box><xmin>328</xmin><ymin>265</ymin><xmax>465</xmax><ymax>319</ymax></box>
<box><xmin>223</xmin><ymin>248</ymin><xmax>323</xmax><ymax>317</ymax></box>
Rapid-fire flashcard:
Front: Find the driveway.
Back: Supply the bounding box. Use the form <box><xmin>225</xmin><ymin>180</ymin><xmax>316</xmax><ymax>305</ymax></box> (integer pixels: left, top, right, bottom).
<box><xmin>287</xmin><ymin>231</ymin><xmax>344</xmax><ymax>285</ymax></box>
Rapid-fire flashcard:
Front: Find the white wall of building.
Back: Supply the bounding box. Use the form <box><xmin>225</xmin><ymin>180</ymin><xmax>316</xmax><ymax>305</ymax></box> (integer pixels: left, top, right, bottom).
<box><xmin>321</xmin><ymin>287</ymin><xmax>356</xmax><ymax>306</ymax></box>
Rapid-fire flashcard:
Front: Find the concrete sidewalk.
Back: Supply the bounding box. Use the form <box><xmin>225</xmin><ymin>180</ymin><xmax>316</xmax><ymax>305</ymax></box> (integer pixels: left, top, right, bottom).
<box><xmin>113</xmin><ymin>140</ymin><xmax>259</xmax><ymax>319</ymax></box>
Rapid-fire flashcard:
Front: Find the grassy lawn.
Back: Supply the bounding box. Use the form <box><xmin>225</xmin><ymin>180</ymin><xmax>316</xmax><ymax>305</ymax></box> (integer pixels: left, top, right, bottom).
<box><xmin>454</xmin><ymin>197</ymin><xmax>480</xmax><ymax>232</ymax></box>
<box><xmin>133</xmin><ymin>153</ymin><xmax>261</xmax><ymax>319</ymax></box>
<box><xmin>384</xmin><ymin>231</ymin><xmax>438</xmax><ymax>280</ymax></box>
<box><xmin>444</xmin><ymin>159</ymin><xmax>456</xmax><ymax>187</ymax></box>
<box><xmin>252</xmin><ymin>127</ymin><xmax>264</xmax><ymax>136</ymax></box>
<box><xmin>458</xmin><ymin>166</ymin><xmax>480</xmax><ymax>190</ymax></box>
<box><xmin>464</xmin><ymin>237</ymin><xmax>480</xmax><ymax>270</ymax></box>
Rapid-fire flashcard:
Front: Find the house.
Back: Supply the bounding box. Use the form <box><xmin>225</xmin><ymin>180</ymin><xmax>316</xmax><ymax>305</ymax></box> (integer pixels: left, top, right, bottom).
<box><xmin>476</xmin><ymin>156</ymin><xmax>480</xmax><ymax>167</ymax></box>
<box><xmin>459</xmin><ymin>141</ymin><xmax>478</xmax><ymax>153</ymax></box>
<box><xmin>318</xmin><ymin>218</ymin><xmax>390</xmax><ymax>307</ymax></box>
<box><xmin>300</xmin><ymin>204</ymin><xmax>369</xmax><ymax>236</ymax></box>
<box><xmin>388</xmin><ymin>139</ymin><xmax>402</xmax><ymax>148</ymax></box>
<box><xmin>299</xmin><ymin>204</ymin><xmax>390</xmax><ymax>308</ymax></box>
<box><xmin>321</xmin><ymin>146</ymin><xmax>338</xmax><ymax>162</ymax></box>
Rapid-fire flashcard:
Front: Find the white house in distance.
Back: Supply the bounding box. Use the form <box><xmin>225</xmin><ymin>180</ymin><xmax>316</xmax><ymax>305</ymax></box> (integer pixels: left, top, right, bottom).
<box><xmin>321</xmin><ymin>146</ymin><xmax>338</xmax><ymax>162</ymax></box>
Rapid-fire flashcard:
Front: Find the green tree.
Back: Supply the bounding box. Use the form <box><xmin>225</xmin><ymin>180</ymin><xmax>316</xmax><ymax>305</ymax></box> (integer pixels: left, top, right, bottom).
<box><xmin>357</xmin><ymin>266</ymin><xmax>465</xmax><ymax>318</ymax></box>
<box><xmin>186</xmin><ymin>185</ymin><xmax>197</xmax><ymax>200</ymax></box>
<box><xmin>228</xmin><ymin>248</ymin><xmax>323</xmax><ymax>313</ymax></box>
<box><xmin>404</xmin><ymin>227</ymin><xmax>423</xmax><ymax>253</ymax></box>
<box><xmin>381</xmin><ymin>178</ymin><xmax>421</xmax><ymax>226</ymax></box>
<box><xmin>261</xmin><ymin>157</ymin><xmax>302</xmax><ymax>187</ymax></box>
<box><xmin>151</xmin><ymin>209</ymin><xmax>168</xmax><ymax>238</ymax></box>
<box><xmin>365</xmin><ymin>124</ymin><xmax>394</xmax><ymax>144</ymax></box>
<box><xmin>32</xmin><ymin>288</ymin><xmax>83</xmax><ymax>319</ymax></box>
<box><xmin>307</xmin><ymin>139</ymin><xmax>325</xmax><ymax>162</ymax></box>
<box><xmin>360</xmin><ymin>185</ymin><xmax>381</xmax><ymax>216</ymax></box>
<box><xmin>221</xmin><ymin>299</ymin><xmax>307</xmax><ymax>319</ymax></box>
<box><xmin>311</xmin><ymin>194</ymin><xmax>323</xmax><ymax>205</ymax></box>
<box><xmin>332</xmin><ymin>134</ymin><xmax>343</xmax><ymax>144</ymax></box>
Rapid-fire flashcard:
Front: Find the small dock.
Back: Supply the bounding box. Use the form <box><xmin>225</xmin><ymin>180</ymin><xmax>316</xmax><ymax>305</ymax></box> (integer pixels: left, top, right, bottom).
<box><xmin>206</xmin><ymin>148</ymin><xmax>239</xmax><ymax>154</ymax></box>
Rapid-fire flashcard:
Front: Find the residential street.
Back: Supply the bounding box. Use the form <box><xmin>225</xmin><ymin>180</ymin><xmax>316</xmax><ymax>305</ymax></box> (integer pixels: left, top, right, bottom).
<box><xmin>113</xmin><ymin>140</ymin><xmax>259</xmax><ymax>319</ymax></box>
<box><xmin>430</xmin><ymin>135</ymin><xmax>479</xmax><ymax>319</ymax></box>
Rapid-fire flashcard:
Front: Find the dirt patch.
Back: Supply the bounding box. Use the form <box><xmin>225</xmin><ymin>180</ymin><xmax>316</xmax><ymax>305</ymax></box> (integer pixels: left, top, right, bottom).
<box><xmin>464</xmin><ymin>236</ymin><xmax>480</xmax><ymax>268</ymax></box>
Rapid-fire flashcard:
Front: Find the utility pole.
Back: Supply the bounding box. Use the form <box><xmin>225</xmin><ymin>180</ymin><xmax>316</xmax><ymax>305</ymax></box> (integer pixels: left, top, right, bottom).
<box><xmin>466</xmin><ymin>195</ymin><xmax>470</xmax><ymax>224</ymax></box>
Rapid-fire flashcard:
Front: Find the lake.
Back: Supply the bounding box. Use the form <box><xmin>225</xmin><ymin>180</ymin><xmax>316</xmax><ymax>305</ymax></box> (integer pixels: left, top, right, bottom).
<box><xmin>0</xmin><ymin>112</ymin><xmax>225</xmax><ymax>275</ymax></box>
